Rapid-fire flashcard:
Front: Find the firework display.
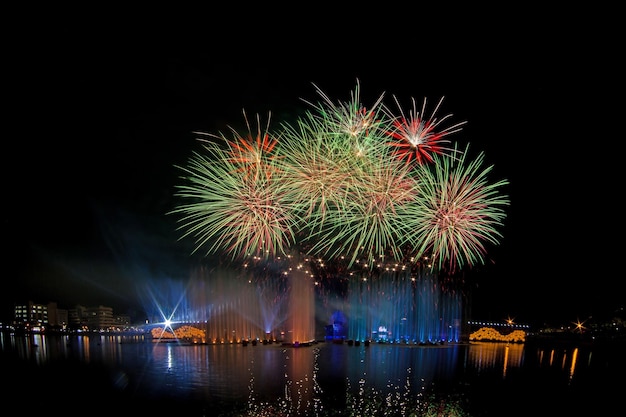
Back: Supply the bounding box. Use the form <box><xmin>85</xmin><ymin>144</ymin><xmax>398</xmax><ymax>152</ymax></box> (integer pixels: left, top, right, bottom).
<box><xmin>172</xmin><ymin>111</ymin><xmax>298</xmax><ymax>261</ymax></box>
<box><xmin>166</xmin><ymin>80</ymin><xmax>509</xmax><ymax>345</ymax></box>
<box><xmin>171</xmin><ymin>80</ymin><xmax>509</xmax><ymax>274</ymax></box>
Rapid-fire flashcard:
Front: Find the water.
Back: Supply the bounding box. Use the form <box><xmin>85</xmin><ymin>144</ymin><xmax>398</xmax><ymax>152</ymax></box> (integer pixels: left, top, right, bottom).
<box><xmin>1</xmin><ymin>332</ymin><xmax>624</xmax><ymax>416</ymax></box>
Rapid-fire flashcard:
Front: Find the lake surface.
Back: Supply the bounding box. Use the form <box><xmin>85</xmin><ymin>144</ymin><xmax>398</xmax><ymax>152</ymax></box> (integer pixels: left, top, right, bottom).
<box><xmin>1</xmin><ymin>332</ymin><xmax>624</xmax><ymax>416</ymax></box>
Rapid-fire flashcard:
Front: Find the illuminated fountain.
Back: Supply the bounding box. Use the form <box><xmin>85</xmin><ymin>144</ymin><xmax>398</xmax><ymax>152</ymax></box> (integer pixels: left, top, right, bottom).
<box><xmin>142</xmin><ymin>258</ymin><xmax>462</xmax><ymax>345</ymax></box>
<box><xmin>142</xmin><ymin>256</ymin><xmax>316</xmax><ymax>345</ymax></box>
<box><xmin>344</xmin><ymin>271</ymin><xmax>462</xmax><ymax>343</ymax></box>
<box><xmin>317</xmin><ymin>260</ymin><xmax>463</xmax><ymax>344</ymax></box>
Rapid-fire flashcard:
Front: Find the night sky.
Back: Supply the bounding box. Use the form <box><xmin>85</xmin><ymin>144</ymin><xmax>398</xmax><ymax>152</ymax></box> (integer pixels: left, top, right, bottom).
<box><xmin>4</xmin><ymin>11</ymin><xmax>623</xmax><ymax>328</ymax></box>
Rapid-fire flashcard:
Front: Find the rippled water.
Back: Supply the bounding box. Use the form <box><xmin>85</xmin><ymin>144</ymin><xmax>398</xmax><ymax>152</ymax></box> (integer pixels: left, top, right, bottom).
<box><xmin>1</xmin><ymin>333</ymin><xmax>623</xmax><ymax>416</ymax></box>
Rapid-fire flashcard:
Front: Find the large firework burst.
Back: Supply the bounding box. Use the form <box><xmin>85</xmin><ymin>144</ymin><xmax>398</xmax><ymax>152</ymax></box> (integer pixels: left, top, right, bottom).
<box><xmin>170</xmin><ymin>111</ymin><xmax>298</xmax><ymax>260</ymax></box>
<box><xmin>277</xmin><ymin>81</ymin><xmax>421</xmax><ymax>266</ymax></box>
<box><xmin>407</xmin><ymin>143</ymin><xmax>510</xmax><ymax>273</ymax></box>
<box><xmin>172</xmin><ymin>82</ymin><xmax>509</xmax><ymax>275</ymax></box>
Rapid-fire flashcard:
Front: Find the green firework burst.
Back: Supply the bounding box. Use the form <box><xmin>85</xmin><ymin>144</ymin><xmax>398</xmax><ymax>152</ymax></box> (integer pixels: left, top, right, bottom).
<box><xmin>407</xmin><ymin>143</ymin><xmax>510</xmax><ymax>273</ymax></box>
<box><xmin>171</xmin><ymin>82</ymin><xmax>510</xmax><ymax>274</ymax></box>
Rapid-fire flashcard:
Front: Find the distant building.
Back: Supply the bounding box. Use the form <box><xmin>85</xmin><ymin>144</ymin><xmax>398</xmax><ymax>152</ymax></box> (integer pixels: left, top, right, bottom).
<box><xmin>13</xmin><ymin>301</ymin><xmax>48</xmax><ymax>331</ymax></box>
<box><xmin>85</xmin><ymin>305</ymin><xmax>116</xmax><ymax>331</ymax></box>
<box><xmin>11</xmin><ymin>302</ymin><xmax>130</xmax><ymax>332</ymax></box>
<box><xmin>115</xmin><ymin>314</ymin><xmax>131</xmax><ymax>329</ymax></box>
<box><xmin>68</xmin><ymin>305</ymin><xmax>89</xmax><ymax>330</ymax></box>
<box><xmin>67</xmin><ymin>304</ymin><xmax>117</xmax><ymax>331</ymax></box>
<box><xmin>46</xmin><ymin>301</ymin><xmax>68</xmax><ymax>330</ymax></box>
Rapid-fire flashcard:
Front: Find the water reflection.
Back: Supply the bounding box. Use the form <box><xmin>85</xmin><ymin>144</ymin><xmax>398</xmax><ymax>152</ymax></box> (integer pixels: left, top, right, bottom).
<box><xmin>466</xmin><ymin>342</ymin><xmax>524</xmax><ymax>378</ymax></box>
<box><xmin>537</xmin><ymin>345</ymin><xmax>583</xmax><ymax>371</ymax></box>
<box><xmin>569</xmin><ymin>348</ymin><xmax>578</xmax><ymax>383</ymax></box>
<box><xmin>2</xmin><ymin>333</ymin><xmax>623</xmax><ymax>415</ymax></box>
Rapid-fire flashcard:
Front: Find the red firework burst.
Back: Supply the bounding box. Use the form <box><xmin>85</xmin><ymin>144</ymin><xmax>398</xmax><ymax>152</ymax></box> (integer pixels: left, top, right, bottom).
<box><xmin>226</xmin><ymin>110</ymin><xmax>279</xmax><ymax>180</ymax></box>
<box><xmin>385</xmin><ymin>96</ymin><xmax>466</xmax><ymax>165</ymax></box>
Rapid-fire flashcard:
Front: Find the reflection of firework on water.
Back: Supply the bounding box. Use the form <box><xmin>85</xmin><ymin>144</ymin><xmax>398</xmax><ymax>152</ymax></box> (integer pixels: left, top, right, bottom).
<box><xmin>408</xmin><ymin>143</ymin><xmax>510</xmax><ymax>273</ymax></box>
<box><xmin>172</xmin><ymin>81</ymin><xmax>509</xmax><ymax>275</ymax></box>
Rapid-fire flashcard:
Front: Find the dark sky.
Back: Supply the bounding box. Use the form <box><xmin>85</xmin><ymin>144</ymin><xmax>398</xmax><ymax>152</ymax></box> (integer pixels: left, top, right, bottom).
<box><xmin>4</xmin><ymin>11</ymin><xmax>623</xmax><ymax>327</ymax></box>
